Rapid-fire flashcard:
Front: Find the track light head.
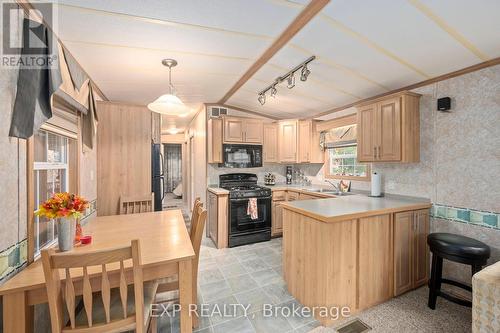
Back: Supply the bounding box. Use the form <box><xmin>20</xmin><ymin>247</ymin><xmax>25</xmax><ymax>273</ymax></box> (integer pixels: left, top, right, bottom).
<box><xmin>300</xmin><ymin>64</ymin><xmax>310</xmax><ymax>81</ymax></box>
<box><xmin>270</xmin><ymin>84</ymin><xmax>277</xmax><ymax>97</ymax></box>
<box><xmin>287</xmin><ymin>74</ymin><xmax>295</xmax><ymax>89</ymax></box>
<box><xmin>258</xmin><ymin>93</ymin><xmax>266</xmax><ymax>105</ymax></box>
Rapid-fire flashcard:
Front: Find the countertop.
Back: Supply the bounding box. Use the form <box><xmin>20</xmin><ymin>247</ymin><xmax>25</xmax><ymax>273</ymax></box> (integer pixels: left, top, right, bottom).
<box><xmin>281</xmin><ymin>194</ymin><xmax>431</xmax><ymax>223</ymax></box>
<box><xmin>207</xmin><ymin>185</ymin><xmax>229</xmax><ymax>195</ymax></box>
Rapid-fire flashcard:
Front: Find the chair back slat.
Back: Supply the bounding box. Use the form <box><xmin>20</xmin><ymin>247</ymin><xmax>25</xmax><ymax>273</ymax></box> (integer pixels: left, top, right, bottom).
<box><xmin>119</xmin><ymin>261</ymin><xmax>128</xmax><ymax>319</ymax></box>
<box><xmin>101</xmin><ymin>264</ymin><xmax>111</xmax><ymax>323</ymax></box>
<box><xmin>191</xmin><ymin>205</ymin><xmax>207</xmax><ymax>292</ymax></box>
<box><xmin>82</xmin><ymin>266</ymin><xmax>93</xmax><ymax>327</ymax></box>
<box><xmin>41</xmin><ymin>240</ymin><xmax>145</xmax><ymax>332</ymax></box>
<box><xmin>120</xmin><ymin>193</ymin><xmax>154</xmax><ymax>215</ymax></box>
<box><xmin>190</xmin><ymin>198</ymin><xmax>202</xmax><ymax>241</ymax></box>
<box><xmin>51</xmin><ymin>246</ymin><xmax>132</xmax><ymax>268</ymax></box>
<box><xmin>64</xmin><ymin>268</ymin><xmax>76</xmax><ymax>329</ymax></box>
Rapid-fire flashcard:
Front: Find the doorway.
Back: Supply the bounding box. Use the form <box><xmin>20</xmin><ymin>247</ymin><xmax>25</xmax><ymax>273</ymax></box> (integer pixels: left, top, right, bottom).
<box><xmin>163</xmin><ymin>143</ymin><xmax>182</xmax><ymax>209</ymax></box>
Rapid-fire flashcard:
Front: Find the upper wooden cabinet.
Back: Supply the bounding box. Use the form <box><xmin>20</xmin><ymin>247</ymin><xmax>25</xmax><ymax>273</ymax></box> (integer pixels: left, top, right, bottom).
<box><xmin>223</xmin><ymin>116</ymin><xmax>263</xmax><ymax>144</ymax></box>
<box><xmin>208</xmin><ymin>118</ymin><xmax>223</xmax><ymax>164</ymax></box>
<box><xmin>298</xmin><ymin>121</ymin><xmax>312</xmax><ymax>163</ymax></box>
<box><xmin>357</xmin><ymin>91</ymin><xmax>421</xmax><ymax>163</ymax></box>
<box><xmin>278</xmin><ymin>120</ymin><xmax>324</xmax><ymax>164</ymax></box>
<box><xmin>263</xmin><ymin>124</ymin><xmax>279</xmax><ymax>163</ymax></box>
<box><xmin>278</xmin><ymin>120</ymin><xmax>298</xmax><ymax>162</ymax></box>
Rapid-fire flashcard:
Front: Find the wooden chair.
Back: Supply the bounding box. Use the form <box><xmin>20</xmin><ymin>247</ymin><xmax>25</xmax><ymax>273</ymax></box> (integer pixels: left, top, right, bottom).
<box><xmin>41</xmin><ymin>240</ymin><xmax>158</xmax><ymax>333</ymax></box>
<box><xmin>119</xmin><ymin>193</ymin><xmax>154</xmax><ymax>214</ymax></box>
<box><xmin>155</xmin><ymin>203</ymin><xmax>207</xmax><ymax>327</ymax></box>
<box><xmin>189</xmin><ymin>197</ymin><xmax>202</xmax><ymax>239</ymax></box>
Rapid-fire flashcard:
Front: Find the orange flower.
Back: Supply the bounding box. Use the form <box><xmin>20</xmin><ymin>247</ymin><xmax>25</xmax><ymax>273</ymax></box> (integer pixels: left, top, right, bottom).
<box><xmin>35</xmin><ymin>192</ymin><xmax>89</xmax><ymax>219</ymax></box>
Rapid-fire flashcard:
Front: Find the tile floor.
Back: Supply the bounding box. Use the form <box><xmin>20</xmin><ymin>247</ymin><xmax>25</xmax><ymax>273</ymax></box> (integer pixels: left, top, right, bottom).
<box><xmin>157</xmin><ymin>236</ymin><xmax>473</xmax><ymax>333</ymax></box>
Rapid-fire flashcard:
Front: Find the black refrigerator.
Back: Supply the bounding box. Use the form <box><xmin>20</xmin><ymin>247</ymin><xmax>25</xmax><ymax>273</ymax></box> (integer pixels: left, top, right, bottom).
<box><xmin>151</xmin><ymin>143</ymin><xmax>165</xmax><ymax>211</ymax></box>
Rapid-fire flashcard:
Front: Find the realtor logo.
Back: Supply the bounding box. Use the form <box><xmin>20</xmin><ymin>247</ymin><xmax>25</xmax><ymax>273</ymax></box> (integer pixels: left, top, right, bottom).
<box><xmin>1</xmin><ymin>1</ymin><xmax>58</xmax><ymax>68</ymax></box>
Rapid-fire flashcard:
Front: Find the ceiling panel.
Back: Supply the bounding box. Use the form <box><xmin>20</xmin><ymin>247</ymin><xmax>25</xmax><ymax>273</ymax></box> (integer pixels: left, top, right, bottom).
<box><xmin>322</xmin><ymin>0</ymin><xmax>481</xmax><ymax>77</ymax></box>
<box><xmin>417</xmin><ymin>0</ymin><xmax>500</xmax><ymax>58</ymax></box>
<box><xmin>55</xmin><ymin>0</ymin><xmax>304</xmax><ymax>37</ymax></box>
<box><xmin>56</xmin><ymin>5</ymin><xmax>271</xmax><ymax>59</ymax></box>
<box><xmin>289</xmin><ymin>16</ymin><xmax>425</xmax><ymax>90</ymax></box>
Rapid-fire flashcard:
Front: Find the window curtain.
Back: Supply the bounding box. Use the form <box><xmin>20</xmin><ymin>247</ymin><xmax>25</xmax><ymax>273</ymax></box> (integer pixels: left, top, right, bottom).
<box><xmin>9</xmin><ymin>18</ymin><xmax>62</xmax><ymax>139</ymax></box>
<box><xmin>9</xmin><ymin>17</ymin><xmax>98</xmax><ymax>146</ymax></box>
<box><xmin>164</xmin><ymin>144</ymin><xmax>182</xmax><ymax>193</ymax></box>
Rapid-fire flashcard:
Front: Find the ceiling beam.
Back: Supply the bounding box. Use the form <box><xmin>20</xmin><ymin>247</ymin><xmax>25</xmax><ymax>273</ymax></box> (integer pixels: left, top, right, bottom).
<box><xmin>313</xmin><ymin>57</ymin><xmax>500</xmax><ymax>118</ymax></box>
<box><xmin>218</xmin><ymin>0</ymin><xmax>331</xmax><ymax>104</ymax></box>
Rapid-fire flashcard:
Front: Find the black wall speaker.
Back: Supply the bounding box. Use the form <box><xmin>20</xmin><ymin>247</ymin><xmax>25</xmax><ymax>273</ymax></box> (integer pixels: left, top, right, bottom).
<box><xmin>437</xmin><ymin>97</ymin><xmax>451</xmax><ymax>111</ymax></box>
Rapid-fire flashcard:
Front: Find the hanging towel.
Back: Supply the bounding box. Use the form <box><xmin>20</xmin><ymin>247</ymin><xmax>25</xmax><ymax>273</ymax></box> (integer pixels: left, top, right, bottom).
<box><xmin>247</xmin><ymin>198</ymin><xmax>258</xmax><ymax>220</ymax></box>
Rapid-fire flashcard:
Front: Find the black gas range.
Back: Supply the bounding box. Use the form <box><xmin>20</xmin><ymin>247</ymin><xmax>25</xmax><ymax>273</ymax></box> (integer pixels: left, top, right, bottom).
<box><xmin>220</xmin><ymin>173</ymin><xmax>272</xmax><ymax>247</ymax></box>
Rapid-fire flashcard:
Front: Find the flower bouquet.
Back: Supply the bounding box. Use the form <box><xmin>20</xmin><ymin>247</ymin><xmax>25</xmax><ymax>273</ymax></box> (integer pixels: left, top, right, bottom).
<box><xmin>36</xmin><ymin>193</ymin><xmax>88</xmax><ymax>251</ymax></box>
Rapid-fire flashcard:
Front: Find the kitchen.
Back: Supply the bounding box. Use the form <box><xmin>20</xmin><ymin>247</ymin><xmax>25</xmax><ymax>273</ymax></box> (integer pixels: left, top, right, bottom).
<box><xmin>0</xmin><ymin>1</ymin><xmax>499</xmax><ymax>333</ymax></box>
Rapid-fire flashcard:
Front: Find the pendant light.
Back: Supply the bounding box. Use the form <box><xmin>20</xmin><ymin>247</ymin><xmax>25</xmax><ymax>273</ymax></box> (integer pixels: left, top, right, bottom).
<box><xmin>148</xmin><ymin>59</ymin><xmax>187</xmax><ymax>116</ymax></box>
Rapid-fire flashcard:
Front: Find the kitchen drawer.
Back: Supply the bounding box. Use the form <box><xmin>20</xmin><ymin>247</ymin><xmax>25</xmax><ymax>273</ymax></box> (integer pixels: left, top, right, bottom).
<box><xmin>273</xmin><ymin>191</ymin><xmax>286</xmax><ymax>201</ymax></box>
<box><xmin>299</xmin><ymin>193</ymin><xmax>319</xmax><ymax>200</ymax></box>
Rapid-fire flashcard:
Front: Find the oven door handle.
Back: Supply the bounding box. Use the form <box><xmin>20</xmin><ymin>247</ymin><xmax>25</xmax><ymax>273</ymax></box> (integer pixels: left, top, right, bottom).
<box><xmin>230</xmin><ymin>196</ymin><xmax>272</xmax><ymax>202</ymax></box>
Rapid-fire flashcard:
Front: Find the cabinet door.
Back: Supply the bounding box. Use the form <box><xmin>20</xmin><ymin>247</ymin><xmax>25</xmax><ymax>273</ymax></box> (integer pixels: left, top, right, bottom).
<box><xmin>208</xmin><ymin>193</ymin><xmax>218</xmax><ymax>244</ymax></box>
<box><xmin>244</xmin><ymin>119</ymin><xmax>263</xmax><ymax>143</ymax></box>
<box><xmin>394</xmin><ymin>211</ymin><xmax>413</xmax><ymax>296</ymax></box>
<box><xmin>272</xmin><ymin>201</ymin><xmax>284</xmax><ymax>236</ymax></box>
<box><xmin>263</xmin><ymin>124</ymin><xmax>279</xmax><ymax>162</ymax></box>
<box><xmin>357</xmin><ymin>214</ymin><xmax>393</xmax><ymax>309</ymax></box>
<box><xmin>279</xmin><ymin>121</ymin><xmax>298</xmax><ymax>162</ymax></box>
<box><xmin>298</xmin><ymin>121</ymin><xmax>312</xmax><ymax>163</ymax></box>
<box><xmin>413</xmin><ymin>209</ymin><xmax>429</xmax><ymax>288</ymax></box>
<box><xmin>223</xmin><ymin>117</ymin><xmax>244</xmax><ymax>143</ymax></box>
<box><xmin>208</xmin><ymin>118</ymin><xmax>223</xmax><ymax>163</ymax></box>
<box><xmin>377</xmin><ymin>97</ymin><xmax>401</xmax><ymax>161</ymax></box>
<box><xmin>357</xmin><ymin>104</ymin><xmax>377</xmax><ymax>162</ymax></box>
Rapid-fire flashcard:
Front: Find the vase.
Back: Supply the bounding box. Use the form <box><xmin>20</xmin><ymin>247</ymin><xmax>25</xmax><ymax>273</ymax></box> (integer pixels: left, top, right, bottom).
<box><xmin>57</xmin><ymin>217</ymin><xmax>76</xmax><ymax>252</ymax></box>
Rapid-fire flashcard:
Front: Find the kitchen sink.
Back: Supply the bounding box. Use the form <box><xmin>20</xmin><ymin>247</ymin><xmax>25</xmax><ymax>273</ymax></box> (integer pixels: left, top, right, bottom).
<box><xmin>308</xmin><ymin>188</ymin><xmax>355</xmax><ymax>196</ymax></box>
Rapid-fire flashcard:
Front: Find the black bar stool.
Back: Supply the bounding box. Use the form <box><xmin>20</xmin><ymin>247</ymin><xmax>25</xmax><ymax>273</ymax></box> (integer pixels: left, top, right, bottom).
<box><xmin>427</xmin><ymin>233</ymin><xmax>490</xmax><ymax>309</ymax></box>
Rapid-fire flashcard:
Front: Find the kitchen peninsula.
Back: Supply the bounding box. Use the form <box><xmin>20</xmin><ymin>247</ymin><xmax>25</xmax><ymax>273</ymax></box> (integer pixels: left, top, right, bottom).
<box><xmin>281</xmin><ymin>194</ymin><xmax>432</xmax><ymax>325</ymax></box>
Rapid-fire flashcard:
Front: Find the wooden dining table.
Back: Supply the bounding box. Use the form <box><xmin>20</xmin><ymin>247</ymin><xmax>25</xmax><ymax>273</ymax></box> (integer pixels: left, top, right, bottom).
<box><xmin>0</xmin><ymin>210</ymin><xmax>196</xmax><ymax>333</ymax></box>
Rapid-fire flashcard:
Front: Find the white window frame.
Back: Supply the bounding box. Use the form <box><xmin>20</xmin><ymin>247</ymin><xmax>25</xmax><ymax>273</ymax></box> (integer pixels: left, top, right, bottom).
<box><xmin>33</xmin><ymin>130</ymin><xmax>70</xmax><ymax>257</ymax></box>
<box><xmin>324</xmin><ymin>144</ymin><xmax>371</xmax><ymax>181</ymax></box>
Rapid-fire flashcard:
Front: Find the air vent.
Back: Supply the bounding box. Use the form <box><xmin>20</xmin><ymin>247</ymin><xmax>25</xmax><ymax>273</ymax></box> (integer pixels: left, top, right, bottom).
<box><xmin>336</xmin><ymin>319</ymin><xmax>371</xmax><ymax>333</ymax></box>
<box><xmin>209</xmin><ymin>106</ymin><xmax>228</xmax><ymax>118</ymax></box>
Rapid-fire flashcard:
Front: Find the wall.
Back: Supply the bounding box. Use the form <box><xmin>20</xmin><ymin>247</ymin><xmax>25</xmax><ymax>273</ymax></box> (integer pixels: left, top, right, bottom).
<box><xmin>0</xmin><ymin>7</ymin><xmax>27</xmax><ymax>286</ymax></box>
<box><xmin>186</xmin><ymin>108</ymin><xmax>207</xmax><ymax>208</ymax></box>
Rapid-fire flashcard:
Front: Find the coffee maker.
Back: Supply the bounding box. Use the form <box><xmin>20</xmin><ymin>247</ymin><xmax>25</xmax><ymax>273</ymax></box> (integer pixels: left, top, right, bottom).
<box><xmin>286</xmin><ymin>166</ymin><xmax>293</xmax><ymax>184</ymax></box>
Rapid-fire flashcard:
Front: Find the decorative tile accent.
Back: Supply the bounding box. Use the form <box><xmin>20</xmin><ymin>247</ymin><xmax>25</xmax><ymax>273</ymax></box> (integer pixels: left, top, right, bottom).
<box><xmin>431</xmin><ymin>204</ymin><xmax>499</xmax><ymax>230</ymax></box>
<box><xmin>0</xmin><ymin>239</ymin><xmax>28</xmax><ymax>283</ymax></box>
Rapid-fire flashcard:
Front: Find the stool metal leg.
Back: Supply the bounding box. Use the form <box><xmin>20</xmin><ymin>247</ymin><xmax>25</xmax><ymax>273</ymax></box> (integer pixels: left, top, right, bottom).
<box><xmin>428</xmin><ymin>254</ymin><xmax>443</xmax><ymax>310</ymax></box>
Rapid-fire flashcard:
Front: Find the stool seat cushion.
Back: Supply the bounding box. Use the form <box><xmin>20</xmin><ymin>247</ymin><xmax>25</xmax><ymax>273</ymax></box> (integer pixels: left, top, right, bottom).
<box><xmin>428</xmin><ymin>233</ymin><xmax>490</xmax><ymax>259</ymax></box>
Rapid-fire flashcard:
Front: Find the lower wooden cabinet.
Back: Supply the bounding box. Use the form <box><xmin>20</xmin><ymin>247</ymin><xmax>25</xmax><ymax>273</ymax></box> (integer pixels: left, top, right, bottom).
<box><xmin>394</xmin><ymin>209</ymin><xmax>430</xmax><ymax>296</ymax></box>
<box><xmin>357</xmin><ymin>214</ymin><xmax>393</xmax><ymax>309</ymax></box>
<box><xmin>207</xmin><ymin>191</ymin><xmax>229</xmax><ymax>249</ymax></box>
<box><xmin>272</xmin><ymin>200</ymin><xmax>284</xmax><ymax>236</ymax></box>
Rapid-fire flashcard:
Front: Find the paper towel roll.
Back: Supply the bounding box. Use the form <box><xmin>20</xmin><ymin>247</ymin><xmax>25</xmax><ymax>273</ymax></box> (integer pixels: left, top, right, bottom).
<box><xmin>371</xmin><ymin>172</ymin><xmax>382</xmax><ymax>197</ymax></box>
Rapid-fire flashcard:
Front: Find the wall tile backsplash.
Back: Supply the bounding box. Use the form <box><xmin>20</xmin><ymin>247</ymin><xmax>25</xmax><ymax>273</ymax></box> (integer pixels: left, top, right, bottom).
<box><xmin>431</xmin><ymin>204</ymin><xmax>499</xmax><ymax>230</ymax></box>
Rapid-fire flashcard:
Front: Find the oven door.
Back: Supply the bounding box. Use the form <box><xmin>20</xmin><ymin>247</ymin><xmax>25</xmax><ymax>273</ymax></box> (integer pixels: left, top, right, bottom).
<box><xmin>222</xmin><ymin>145</ymin><xmax>262</xmax><ymax>168</ymax></box>
<box><xmin>229</xmin><ymin>196</ymin><xmax>271</xmax><ymax>234</ymax></box>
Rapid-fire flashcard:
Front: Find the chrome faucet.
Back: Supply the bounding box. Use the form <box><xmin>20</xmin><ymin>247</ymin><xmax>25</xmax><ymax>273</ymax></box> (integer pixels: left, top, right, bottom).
<box><xmin>325</xmin><ymin>180</ymin><xmax>340</xmax><ymax>194</ymax></box>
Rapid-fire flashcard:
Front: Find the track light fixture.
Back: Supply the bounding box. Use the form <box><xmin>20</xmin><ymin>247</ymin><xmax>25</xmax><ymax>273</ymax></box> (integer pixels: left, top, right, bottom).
<box><xmin>300</xmin><ymin>64</ymin><xmax>310</xmax><ymax>81</ymax></box>
<box><xmin>258</xmin><ymin>93</ymin><xmax>266</xmax><ymax>105</ymax></box>
<box><xmin>270</xmin><ymin>84</ymin><xmax>277</xmax><ymax>98</ymax></box>
<box><xmin>256</xmin><ymin>56</ymin><xmax>315</xmax><ymax>106</ymax></box>
<box><xmin>287</xmin><ymin>74</ymin><xmax>295</xmax><ymax>89</ymax></box>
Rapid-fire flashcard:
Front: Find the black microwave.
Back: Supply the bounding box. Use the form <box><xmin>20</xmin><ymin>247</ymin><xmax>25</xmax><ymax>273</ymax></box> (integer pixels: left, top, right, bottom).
<box><xmin>221</xmin><ymin>144</ymin><xmax>263</xmax><ymax>168</ymax></box>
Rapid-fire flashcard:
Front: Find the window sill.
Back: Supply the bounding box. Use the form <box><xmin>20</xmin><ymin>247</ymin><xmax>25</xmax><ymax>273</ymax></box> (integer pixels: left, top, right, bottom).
<box><xmin>324</xmin><ymin>174</ymin><xmax>371</xmax><ymax>182</ymax></box>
